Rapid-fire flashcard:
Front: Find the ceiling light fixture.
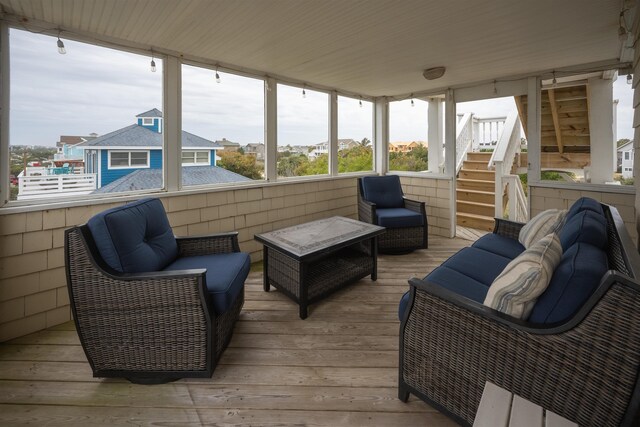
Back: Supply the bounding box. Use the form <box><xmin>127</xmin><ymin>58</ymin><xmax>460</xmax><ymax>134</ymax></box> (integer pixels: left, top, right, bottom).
<box><xmin>410</xmin><ymin>94</ymin><xmax>415</xmax><ymax>107</ymax></box>
<box><xmin>215</xmin><ymin>66</ymin><xmax>221</xmax><ymax>84</ymax></box>
<box><xmin>56</xmin><ymin>31</ymin><xmax>66</xmax><ymax>55</ymax></box>
<box><xmin>359</xmin><ymin>96</ymin><xmax>363</xmax><ymax>108</ymax></box>
<box><xmin>150</xmin><ymin>50</ymin><xmax>156</xmax><ymax>73</ymax></box>
<box><xmin>422</xmin><ymin>66</ymin><xmax>446</xmax><ymax>80</ymax></box>
<box><xmin>302</xmin><ymin>85</ymin><xmax>307</xmax><ymax>98</ymax></box>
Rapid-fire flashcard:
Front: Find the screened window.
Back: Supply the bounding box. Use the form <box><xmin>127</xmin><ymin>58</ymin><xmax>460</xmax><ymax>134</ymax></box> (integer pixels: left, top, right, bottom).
<box><xmin>182</xmin><ymin>65</ymin><xmax>265</xmax><ymax>184</ymax></box>
<box><xmin>388</xmin><ymin>99</ymin><xmax>429</xmax><ymax>172</ymax></box>
<box><xmin>338</xmin><ymin>96</ymin><xmax>373</xmax><ymax>173</ymax></box>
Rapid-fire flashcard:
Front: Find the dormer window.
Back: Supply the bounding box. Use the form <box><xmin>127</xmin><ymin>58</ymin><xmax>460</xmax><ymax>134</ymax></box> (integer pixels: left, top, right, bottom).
<box><xmin>142</xmin><ymin>118</ymin><xmax>154</xmax><ymax>126</ymax></box>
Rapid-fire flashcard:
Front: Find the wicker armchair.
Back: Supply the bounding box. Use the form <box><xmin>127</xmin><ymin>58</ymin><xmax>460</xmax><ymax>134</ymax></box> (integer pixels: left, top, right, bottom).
<box><xmin>398</xmin><ymin>205</ymin><xmax>640</xmax><ymax>427</ymax></box>
<box><xmin>65</xmin><ymin>198</ymin><xmax>248</xmax><ymax>384</ymax></box>
<box><xmin>357</xmin><ymin>176</ymin><xmax>428</xmax><ymax>254</ymax></box>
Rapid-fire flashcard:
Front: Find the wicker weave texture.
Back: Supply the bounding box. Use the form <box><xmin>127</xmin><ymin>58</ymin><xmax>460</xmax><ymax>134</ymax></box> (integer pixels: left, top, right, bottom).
<box><xmin>493</xmin><ymin>218</ymin><xmax>525</xmax><ymax>240</ymax></box>
<box><xmin>67</xmin><ymin>228</ymin><xmax>210</xmax><ymax>373</ymax></box>
<box><xmin>402</xmin><ymin>283</ymin><xmax>640</xmax><ymax>426</ymax></box>
<box><xmin>177</xmin><ymin>233</ymin><xmax>238</xmax><ymax>257</ymax></box>
<box><xmin>266</xmin><ymin>246</ymin><xmax>374</xmax><ymax>303</ymax></box>
<box><xmin>215</xmin><ymin>288</ymin><xmax>244</xmax><ymax>361</ymax></box>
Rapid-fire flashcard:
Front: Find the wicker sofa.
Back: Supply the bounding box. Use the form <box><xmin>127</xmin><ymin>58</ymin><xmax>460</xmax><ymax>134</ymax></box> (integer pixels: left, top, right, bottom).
<box><xmin>398</xmin><ymin>198</ymin><xmax>640</xmax><ymax>426</ymax></box>
<box><xmin>65</xmin><ymin>198</ymin><xmax>249</xmax><ymax>384</ymax></box>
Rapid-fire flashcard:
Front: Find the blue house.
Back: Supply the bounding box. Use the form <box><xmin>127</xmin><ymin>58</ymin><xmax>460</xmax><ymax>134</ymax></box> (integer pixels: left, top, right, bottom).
<box><xmin>79</xmin><ymin>109</ymin><xmax>237</xmax><ymax>189</ymax></box>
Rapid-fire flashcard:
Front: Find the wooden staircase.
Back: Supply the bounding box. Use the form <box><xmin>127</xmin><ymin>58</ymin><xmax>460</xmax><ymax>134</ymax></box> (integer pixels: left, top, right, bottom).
<box><xmin>456</xmin><ymin>152</ymin><xmax>496</xmax><ymax>231</ymax></box>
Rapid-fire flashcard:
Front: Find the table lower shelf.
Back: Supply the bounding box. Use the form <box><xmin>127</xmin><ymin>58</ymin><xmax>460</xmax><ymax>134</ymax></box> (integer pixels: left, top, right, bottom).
<box><xmin>265</xmin><ymin>245</ymin><xmax>375</xmax><ymax>318</ymax></box>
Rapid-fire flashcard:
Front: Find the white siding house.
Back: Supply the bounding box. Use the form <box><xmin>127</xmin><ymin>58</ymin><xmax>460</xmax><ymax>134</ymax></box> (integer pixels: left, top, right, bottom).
<box><xmin>619</xmin><ymin>140</ymin><xmax>634</xmax><ymax>179</ymax></box>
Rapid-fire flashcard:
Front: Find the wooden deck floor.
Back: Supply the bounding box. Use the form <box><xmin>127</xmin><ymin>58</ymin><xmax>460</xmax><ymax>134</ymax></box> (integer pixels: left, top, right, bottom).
<box><xmin>0</xmin><ymin>236</ymin><xmax>469</xmax><ymax>426</ymax></box>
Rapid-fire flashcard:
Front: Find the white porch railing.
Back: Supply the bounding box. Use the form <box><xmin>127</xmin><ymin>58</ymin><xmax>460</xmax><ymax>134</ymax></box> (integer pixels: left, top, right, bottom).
<box><xmin>455</xmin><ymin>112</ymin><xmax>474</xmax><ymax>174</ymax></box>
<box><xmin>473</xmin><ymin>116</ymin><xmax>506</xmax><ymax>149</ymax></box>
<box><xmin>488</xmin><ymin>111</ymin><xmax>528</xmax><ymax>222</ymax></box>
<box><xmin>17</xmin><ymin>173</ymin><xmax>97</xmax><ymax>200</ymax></box>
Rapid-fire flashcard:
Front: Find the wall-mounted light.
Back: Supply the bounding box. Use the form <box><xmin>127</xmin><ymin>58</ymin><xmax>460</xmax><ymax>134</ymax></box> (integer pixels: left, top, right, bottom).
<box><xmin>215</xmin><ymin>67</ymin><xmax>221</xmax><ymax>83</ymax></box>
<box><xmin>628</xmin><ymin>73</ymin><xmax>633</xmax><ymax>85</ymax></box>
<box><xmin>150</xmin><ymin>50</ymin><xmax>156</xmax><ymax>72</ymax></box>
<box><xmin>302</xmin><ymin>85</ymin><xmax>307</xmax><ymax>98</ymax></box>
<box><xmin>359</xmin><ymin>96</ymin><xmax>363</xmax><ymax>108</ymax></box>
<box><xmin>410</xmin><ymin>94</ymin><xmax>415</xmax><ymax>107</ymax></box>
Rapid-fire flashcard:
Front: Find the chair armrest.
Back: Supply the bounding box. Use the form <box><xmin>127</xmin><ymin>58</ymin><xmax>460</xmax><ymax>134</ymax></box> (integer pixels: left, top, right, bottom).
<box><xmin>403</xmin><ymin>197</ymin><xmax>426</xmax><ymax>214</ymax></box>
<box><xmin>358</xmin><ymin>196</ymin><xmax>376</xmax><ymax>224</ymax></box>
<box><xmin>176</xmin><ymin>232</ymin><xmax>240</xmax><ymax>256</ymax></box>
<box><xmin>400</xmin><ymin>274</ymin><xmax>640</xmax><ymax>426</ymax></box>
<box><xmin>493</xmin><ymin>218</ymin><xmax>525</xmax><ymax>239</ymax></box>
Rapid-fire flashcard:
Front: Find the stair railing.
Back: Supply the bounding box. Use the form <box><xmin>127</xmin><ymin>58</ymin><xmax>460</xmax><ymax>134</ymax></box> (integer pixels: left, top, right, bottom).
<box><xmin>455</xmin><ymin>112</ymin><xmax>474</xmax><ymax>174</ymax></box>
<box><xmin>488</xmin><ymin>111</ymin><xmax>528</xmax><ymax>221</ymax></box>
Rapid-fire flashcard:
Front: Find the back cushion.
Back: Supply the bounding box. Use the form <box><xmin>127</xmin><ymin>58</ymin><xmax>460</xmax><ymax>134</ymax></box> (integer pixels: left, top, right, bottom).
<box><xmin>87</xmin><ymin>198</ymin><xmax>178</xmax><ymax>273</ymax></box>
<box><xmin>528</xmin><ymin>243</ymin><xmax>608</xmax><ymax>324</ymax></box>
<box><xmin>566</xmin><ymin>197</ymin><xmax>604</xmax><ymax>222</ymax></box>
<box><xmin>559</xmin><ymin>210</ymin><xmax>607</xmax><ymax>251</ymax></box>
<box><xmin>361</xmin><ymin>175</ymin><xmax>404</xmax><ymax>208</ymax></box>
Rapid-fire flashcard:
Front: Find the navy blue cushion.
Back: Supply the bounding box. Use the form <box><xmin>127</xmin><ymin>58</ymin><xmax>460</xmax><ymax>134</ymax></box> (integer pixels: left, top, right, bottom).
<box><xmin>398</xmin><ymin>291</ymin><xmax>410</xmax><ymax>321</ymax></box>
<box><xmin>376</xmin><ymin>208</ymin><xmax>424</xmax><ymax>228</ymax></box>
<box><xmin>164</xmin><ymin>252</ymin><xmax>250</xmax><ymax>314</ymax></box>
<box><xmin>361</xmin><ymin>176</ymin><xmax>404</xmax><ymax>208</ymax></box>
<box><xmin>426</xmin><ymin>266</ymin><xmax>490</xmax><ymax>302</ymax></box>
<box><xmin>472</xmin><ymin>233</ymin><xmax>526</xmax><ymax>260</ymax></box>
<box><xmin>566</xmin><ymin>197</ymin><xmax>604</xmax><ymax>221</ymax></box>
<box><xmin>559</xmin><ymin>210</ymin><xmax>607</xmax><ymax>251</ymax></box>
<box><xmin>528</xmin><ymin>243</ymin><xmax>608</xmax><ymax>324</ymax></box>
<box><xmin>87</xmin><ymin>198</ymin><xmax>178</xmax><ymax>273</ymax></box>
<box><xmin>441</xmin><ymin>247</ymin><xmax>512</xmax><ymax>286</ymax></box>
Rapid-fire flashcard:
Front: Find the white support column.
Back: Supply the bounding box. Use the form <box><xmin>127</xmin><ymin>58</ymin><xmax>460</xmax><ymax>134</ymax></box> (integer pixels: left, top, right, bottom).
<box><xmin>526</xmin><ymin>77</ymin><xmax>541</xmax><ymax>185</ymax></box>
<box><xmin>374</xmin><ymin>98</ymin><xmax>388</xmax><ymax>175</ymax></box>
<box><xmin>445</xmin><ymin>89</ymin><xmax>456</xmax><ymax>238</ymax></box>
<box><xmin>0</xmin><ymin>23</ymin><xmax>9</xmax><ymax>206</ymax></box>
<box><xmin>588</xmin><ymin>76</ymin><xmax>615</xmax><ymax>184</ymax></box>
<box><xmin>329</xmin><ymin>91</ymin><xmax>338</xmax><ymax>176</ymax></box>
<box><xmin>163</xmin><ymin>56</ymin><xmax>181</xmax><ymax>192</ymax></box>
<box><xmin>428</xmin><ymin>97</ymin><xmax>443</xmax><ymax>173</ymax></box>
<box><xmin>264</xmin><ymin>77</ymin><xmax>278</xmax><ymax>181</ymax></box>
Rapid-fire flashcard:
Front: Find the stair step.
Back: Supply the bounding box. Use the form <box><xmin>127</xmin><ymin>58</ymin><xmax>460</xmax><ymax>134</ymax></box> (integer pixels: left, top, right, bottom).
<box><xmin>457</xmin><ymin>178</ymin><xmax>495</xmax><ymax>192</ymax></box>
<box><xmin>456</xmin><ymin>188</ymin><xmax>495</xmax><ymax>204</ymax></box>
<box><xmin>459</xmin><ymin>169</ymin><xmax>495</xmax><ymax>181</ymax></box>
<box><xmin>467</xmin><ymin>152</ymin><xmax>493</xmax><ymax>161</ymax></box>
<box><xmin>463</xmin><ymin>160</ymin><xmax>490</xmax><ymax>170</ymax></box>
<box><xmin>456</xmin><ymin>212</ymin><xmax>495</xmax><ymax>232</ymax></box>
<box><xmin>457</xmin><ymin>200</ymin><xmax>495</xmax><ymax>217</ymax></box>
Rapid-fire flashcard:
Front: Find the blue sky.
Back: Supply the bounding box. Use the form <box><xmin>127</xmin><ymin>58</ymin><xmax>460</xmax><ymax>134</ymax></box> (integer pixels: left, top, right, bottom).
<box><xmin>9</xmin><ymin>28</ymin><xmax>635</xmax><ymax>147</ymax></box>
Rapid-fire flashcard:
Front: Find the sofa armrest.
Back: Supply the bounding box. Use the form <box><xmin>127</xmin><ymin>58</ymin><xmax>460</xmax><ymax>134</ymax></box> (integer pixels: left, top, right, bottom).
<box><xmin>493</xmin><ymin>218</ymin><xmax>525</xmax><ymax>239</ymax></box>
<box><xmin>176</xmin><ymin>232</ymin><xmax>240</xmax><ymax>256</ymax></box>
<box><xmin>400</xmin><ymin>274</ymin><xmax>640</xmax><ymax>426</ymax></box>
<box><xmin>403</xmin><ymin>197</ymin><xmax>426</xmax><ymax>215</ymax></box>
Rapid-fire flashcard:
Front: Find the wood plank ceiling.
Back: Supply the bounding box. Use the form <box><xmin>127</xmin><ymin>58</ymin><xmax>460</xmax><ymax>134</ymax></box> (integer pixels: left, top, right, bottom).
<box><xmin>0</xmin><ymin>0</ymin><xmax>624</xmax><ymax>97</ymax></box>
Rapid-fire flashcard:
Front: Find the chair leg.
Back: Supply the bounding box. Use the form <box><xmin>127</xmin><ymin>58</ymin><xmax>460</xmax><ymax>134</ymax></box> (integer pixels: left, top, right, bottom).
<box><xmin>398</xmin><ymin>383</ymin><xmax>410</xmax><ymax>402</ymax></box>
<box><xmin>126</xmin><ymin>376</ymin><xmax>179</xmax><ymax>385</ymax></box>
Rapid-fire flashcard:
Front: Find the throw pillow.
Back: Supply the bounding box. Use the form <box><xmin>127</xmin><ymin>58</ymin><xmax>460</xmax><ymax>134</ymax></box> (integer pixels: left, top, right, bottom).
<box><xmin>484</xmin><ymin>233</ymin><xmax>563</xmax><ymax>319</ymax></box>
<box><xmin>518</xmin><ymin>209</ymin><xmax>567</xmax><ymax>248</ymax></box>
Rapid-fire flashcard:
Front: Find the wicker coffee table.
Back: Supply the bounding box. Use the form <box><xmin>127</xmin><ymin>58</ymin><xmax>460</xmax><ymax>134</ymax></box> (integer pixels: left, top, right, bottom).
<box><xmin>255</xmin><ymin>216</ymin><xmax>385</xmax><ymax>319</ymax></box>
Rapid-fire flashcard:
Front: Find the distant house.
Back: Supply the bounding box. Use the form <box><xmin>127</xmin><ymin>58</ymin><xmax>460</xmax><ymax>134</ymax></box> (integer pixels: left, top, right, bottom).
<box><xmin>217</xmin><ymin>138</ymin><xmax>241</xmax><ymax>152</ymax></box>
<box><xmin>389</xmin><ymin>141</ymin><xmax>426</xmax><ymax>153</ymax></box>
<box><xmin>618</xmin><ymin>140</ymin><xmax>634</xmax><ymax>179</ymax></box>
<box><xmin>244</xmin><ymin>143</ymin><xmax>265</xmax><ymax>160</ymax></box>
<box><xmin>78</xmin><ymin>109</ymin><xmax>229</xmax><ymax>189</ymax></box>
<box><xmin>308</xmin><ymin>139</ymin><xmax>358</xmax><ymax>159</ymax></box>
<box><xmin>55</xmin><ymin>133</ymin><xmax>98</xmax><ymax>160</ymax></box>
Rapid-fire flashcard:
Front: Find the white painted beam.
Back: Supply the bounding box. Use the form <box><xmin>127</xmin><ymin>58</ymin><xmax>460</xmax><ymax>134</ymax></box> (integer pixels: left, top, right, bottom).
<box><xmin>264</xmin><ymin>77</ymin><xmax>277</xmax><ymax>181</ymax></box>
<box><xmin>163</xmin><ymin>56</ymin><xmax>181</xmax><ymax>192</ymax></box>
<box><xmin>0</xmin><ymin>23</ymin><xmax>10</xmax><ymax>206</ymax></box>
<box><xmin>329</xmin><ymin>91</ymin><xmax>338</xmax><ymax>176</ymax></box>
<box><xmin>374</xmin><ymin>98</ymin><xmax>388</xmax><ymax>175</ymax></box>
<box><xmin>588</xmin><ymin>76</ymin><xmax>615</xmax><ymax>184</ymax></box>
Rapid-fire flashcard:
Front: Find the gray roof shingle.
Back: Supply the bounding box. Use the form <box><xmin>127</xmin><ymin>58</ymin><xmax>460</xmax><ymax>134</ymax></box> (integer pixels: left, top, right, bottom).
<box><xmin>92</xmin><ymin>166</ymin><xmax>252</xmax><ymax>194</ymax></box>
<box><xmin>77</xmin><ymin>124</ymin><xmax>221</xmax><ymax>148</ymax></box>
<box><xmin>136</xmin><ymin>108</ymin><xmax>163</xmax><ymax>118</ymax></box>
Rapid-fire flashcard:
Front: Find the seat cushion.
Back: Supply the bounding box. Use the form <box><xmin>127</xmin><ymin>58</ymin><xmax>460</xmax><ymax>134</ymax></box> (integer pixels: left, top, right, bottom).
<box><xmin>376</xmin><ymin>208</ymin><xmax>424</xmax><ymax>228</ymax></box>
<box><xmin>566</xmin><ymin>197</ymin><xmax>604</xmax><ymax>221</ymax></box>
<box><xmin>426</xmin><ymin>266</ymin><xmax>491</xmax><ymax>303</ymax></box>
<box><xmin>87</xmin><ymin>198</ymin><xmax>178</xmax><ymax>273</ymax></box>
<box><xmin>559</xmin><ymin>210</ymin><xmax>607</xmax><ymax>251</ymax></box>
<box><xmin>518</xmin><ymin>209</ymin><xmax>567</xmax><ymax>248</ymax></box>
<box><xmin>472</xmin><ymin>233</ymin><xmax>526</xmax><ymax>260</ymax></box>
<box><xmin>164</xmin><ymin>252</ymin><xmax>250</xmax><ymax>314</ymax></box>
<box><xmin>442</xmin><ymin>247</ymin><xmax>513</xmax><ymax>286</ymax></box>
<box><xmin>398</xmin><ymin>291</ymin><xmax>411</xmax><ymax>320</ymax></box>
<box><xmin>484</xmin><ymin>233</ymin><xmax>563</xmax><ymax>319</ymax></box>
<box><xmin>529</xmin><ymin>243</ymin><xmax>608</xmax><ymax>324</ymax></box>
<box><xmin>361</xmin><ymin>175</ymin><xmax>404</xmax><ymax>208</ymax></box>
